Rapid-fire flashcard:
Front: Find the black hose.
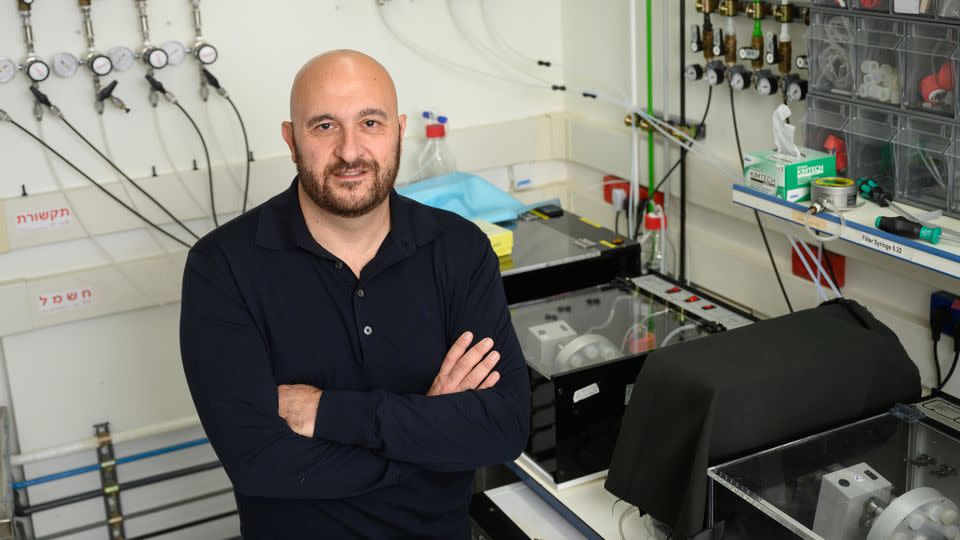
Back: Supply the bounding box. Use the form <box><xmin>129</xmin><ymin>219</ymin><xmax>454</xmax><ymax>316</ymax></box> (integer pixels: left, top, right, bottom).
<box><xmin>935</xmin><ymin>346</ymin><xmax>945</xmax><ymax>390</ymax></box>
<box><xmin>941</xmin><ymin>351</ymin><xmax>960</xmax><ymax>390</ymax></box>
<box><xmin>34</xmin><ymin>487</ymin><xmax>234</xmax><ymax>540</ymax></box>
<box><xmin>680</xmin><ymin>0</ymin><xmax>687</xmax><ymax>282</ymax></box>
<box><xmin>59</xmin><ymin>115</ymin><xmax>201</xmax><ymax>241</ymax></box>
<box><xmin>126</xmin><ymin>510</ymin><xmax>238</xmax><ymax>540</ymax></box>
<box><xmin>3</xmin><ymin>117</ymin><xmax>192</xmax><ymax>249</ymax></box>
<box><xmin>633</xmin><ymin>86</ymin><xmax>712</xmax><ymax>241</ymax></box>
<box><xmin>728</xmin><ymin>86</ymin><xmax>794</xmax><ymax>313</ymax></box>
<box><xmin>173</xmin><ymin>101</ymin><xmax>219</xmax><ymax>227</ymax></box>
<box><xmin>225</xmin><ymin>96</ymin><xmax>252</xmax><ymax>214</ymax></box>
<box><xmin>15</xmin><ymin>461</ymin><xmax>221</xmax><ymax>516</ymax></box>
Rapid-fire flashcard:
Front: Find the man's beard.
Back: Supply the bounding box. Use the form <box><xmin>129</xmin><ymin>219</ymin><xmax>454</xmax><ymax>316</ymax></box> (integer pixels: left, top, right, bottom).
<box><xmin>296</xmin><ymin>135</ymin><xmax>401</xmax><ymax>218</ymax></box>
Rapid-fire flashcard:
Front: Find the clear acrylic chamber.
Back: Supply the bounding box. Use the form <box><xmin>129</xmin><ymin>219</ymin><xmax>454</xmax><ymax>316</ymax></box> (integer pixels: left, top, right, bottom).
<box><xmin>709</xmin><ymin>399</ymin><xmax>960</xmax><ymax>540</ymax></box>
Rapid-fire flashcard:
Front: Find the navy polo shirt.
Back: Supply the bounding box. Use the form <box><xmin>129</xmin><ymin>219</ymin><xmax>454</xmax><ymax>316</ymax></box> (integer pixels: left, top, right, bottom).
<box><xmin>179</xmin><ymin>178</ymin><xmax>530</xmax><ymax>539</ymax></box>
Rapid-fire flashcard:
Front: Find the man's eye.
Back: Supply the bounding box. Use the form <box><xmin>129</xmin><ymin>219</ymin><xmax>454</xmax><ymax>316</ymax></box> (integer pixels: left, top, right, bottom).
<box><xmin>364</xmin><ymin>120</ymin><xmax>379</xmax><ymax>128</ymax></box>
<box><xmin>318</xmin><ymin>123</ymin><xmax>333</xmax><ymax>131</ymax></box>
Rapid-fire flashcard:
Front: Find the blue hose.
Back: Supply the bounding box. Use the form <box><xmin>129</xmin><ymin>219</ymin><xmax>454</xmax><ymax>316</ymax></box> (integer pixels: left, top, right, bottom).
<box><xmin>12</xmin><ymin>437</ymin><xmax>210</xmax><ymax>490</ymax></box>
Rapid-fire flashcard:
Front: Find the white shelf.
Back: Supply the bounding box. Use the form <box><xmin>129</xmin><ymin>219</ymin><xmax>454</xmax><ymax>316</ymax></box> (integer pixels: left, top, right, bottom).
<box><xmin>508</xmin><ymin>455</ymin><xmax>650</xmax><ymax>540</ymax></box>
<box><xmin>732</xmin><ymin>185</ymin><xmax>960</xmax><ymax>280</ymax></box>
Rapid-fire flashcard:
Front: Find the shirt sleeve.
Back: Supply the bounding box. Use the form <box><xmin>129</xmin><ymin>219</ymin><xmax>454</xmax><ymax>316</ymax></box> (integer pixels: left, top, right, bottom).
<box><xmin>314</xmin><ymin>228</ymin><xmax>531</xmax><ymax>471</ymax></box>
<box><xmin>180</xmin><ymin>245</ymin><xmax>413</xmax><ymax>499</ymax></box>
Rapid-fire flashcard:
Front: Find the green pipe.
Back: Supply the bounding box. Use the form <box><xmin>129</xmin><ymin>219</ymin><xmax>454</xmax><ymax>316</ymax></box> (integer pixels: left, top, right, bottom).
<box><xmin>646</xmin><ymin>0</ymin><xmax>655</xmax><ymax>213</ymax></box>
<box><xmin>752</xmin><ymin>0</ymin><xmax>763</xmax><ymax>38</ymax></box>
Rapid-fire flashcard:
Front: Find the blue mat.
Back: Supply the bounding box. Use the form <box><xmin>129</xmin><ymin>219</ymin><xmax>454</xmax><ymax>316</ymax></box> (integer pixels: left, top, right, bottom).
<box><xmin>396</xmin><ymin>172</ymin><xmax>527</xmax><ymax>224</ymax></box>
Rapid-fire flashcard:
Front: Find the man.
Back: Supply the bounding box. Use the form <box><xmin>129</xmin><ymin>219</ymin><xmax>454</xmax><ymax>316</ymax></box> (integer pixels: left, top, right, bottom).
<box><xmin>179</xmin><ymin>50</ymin><xmax>530</xmax><ymax>539</ymax></box>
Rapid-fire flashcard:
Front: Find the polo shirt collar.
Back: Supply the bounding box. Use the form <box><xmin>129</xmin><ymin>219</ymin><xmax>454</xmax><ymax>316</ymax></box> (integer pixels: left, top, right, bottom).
<box><xmin>255</xmin><ymin>178</ymin><xmax>441</xmax><ymax>258</ymax></box>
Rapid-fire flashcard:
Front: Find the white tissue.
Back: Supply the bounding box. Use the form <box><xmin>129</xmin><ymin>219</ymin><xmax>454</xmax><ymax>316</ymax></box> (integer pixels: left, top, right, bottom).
<box><xmin>773</xmin><ymin>104</ymin><xmax>801</xmax><ymax>159</ymax></box>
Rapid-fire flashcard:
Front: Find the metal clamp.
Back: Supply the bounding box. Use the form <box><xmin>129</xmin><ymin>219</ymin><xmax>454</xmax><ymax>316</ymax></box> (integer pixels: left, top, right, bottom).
<box><xmin>94</xmin><ymin>423</ymin><xmax>126</xmax><ymax>540</ymax></box>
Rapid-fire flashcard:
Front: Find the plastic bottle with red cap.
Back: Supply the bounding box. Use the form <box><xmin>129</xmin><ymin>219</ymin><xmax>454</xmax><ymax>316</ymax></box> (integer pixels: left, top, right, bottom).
<box><xmin>640</xmin><ymin>206</ymin><xmax>667</xmax><ymax>272</ymax></box>
<box><xmin>414</xmin><ymin>111</ymin><xmax>457</xmax><ymax>182</ymax></box>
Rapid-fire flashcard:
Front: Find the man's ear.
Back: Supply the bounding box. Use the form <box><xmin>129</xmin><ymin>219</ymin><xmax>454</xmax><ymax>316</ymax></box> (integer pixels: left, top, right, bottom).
<box><xmin>281</xmin><ymin>121</ymin><xmax>297</xmax><ymax>163</ymax></box>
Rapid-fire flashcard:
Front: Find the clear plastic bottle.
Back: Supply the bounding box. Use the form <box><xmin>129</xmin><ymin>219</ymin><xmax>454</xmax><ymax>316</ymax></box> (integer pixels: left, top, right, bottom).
<box><xmin>640</xmin><ymin>207</ymin><xmax>667</xmax><ymax>273</ymax></box>
<box><xmin>415</xmin><ymin>118</ymin><xmax>456</xmax><ymax>181</ymax></box>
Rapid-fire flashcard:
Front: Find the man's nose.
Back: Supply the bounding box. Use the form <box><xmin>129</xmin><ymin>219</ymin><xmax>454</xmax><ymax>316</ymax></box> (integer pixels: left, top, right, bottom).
<box><xmin>334</xmin><ymin>127</ymin><xmax>364</xmax><ymax>163</ymax></box>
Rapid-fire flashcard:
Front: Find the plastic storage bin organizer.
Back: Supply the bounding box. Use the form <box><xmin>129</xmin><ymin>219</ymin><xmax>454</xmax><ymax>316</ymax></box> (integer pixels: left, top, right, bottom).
<box><xmin>894</xmin><ymin>117</ymin><xmax>952</xmax><ymax>213</ymax></box>
<box><xmin>811</xmin><ymin>0</ymin><xmax>849</xmax><ymax>7</ymax></box>
<box><xmin>898</xmin><ymin>25</ymin><xmax>958</xmax><ymax>117</ymax></box>
<box><xmin>950</xmin><ymin>141</ymin><xmax>960</xmax><ymax>218</ymax></box>
<box><xmin>894</xmin><ymin>0</ymin><xmax>937</xmax><ymax>16</ymax></box>
<box><xmin>943</xmin><ymin>0</ymin><xmax>960</xmax><ymax>17</ymax></box>
<box><xmin>853</xmin><ymin>0</ymin><xmax>891</xmax><ymax>12</ymax></box>
<box><xmin>803</xmin><ymin>98</ymin><xmax>850</xmax><ymax>176</ymax></box>
<box><xmin>845</xmin><ymin>107</ymin><xmax>900</xmax><ymax>195</ymax></box>
<box><xmin>853</xmin><ymin>19</ymin><xmax>904</xmax><ymax>106</ymax></box>
<box><xmin>808</xmin><ymin>13</ymin><xmax>855</xmax><ymax>97</ymax></box>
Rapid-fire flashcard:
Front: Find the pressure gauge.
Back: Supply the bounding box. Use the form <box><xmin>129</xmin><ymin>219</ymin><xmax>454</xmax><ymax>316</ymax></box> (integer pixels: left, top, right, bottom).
<box><xmin>51</xmin><ymin>52</ymin><xmax>79</xmax><ymax>78</ymax></box>
<box><xmin>685</xmin><ymin>64</ymin><xmax>704</xmax><ymax>82</ymax></box>
<box><xmin>144</xmin><ymin>47</ymin><xmax>169</xmax><ymax>70</ymax></box>
<box><xmin>756</xmin><ymin>70</ymin><xmax>780</xmax><ymax>96</ymax></box>
<box><xmin>784</xmin><ymin>75</ymin><xmax>808</xmax><ymax>102</ymax></box>
<box><xmin>108</xmin><ymin>47</ymin><xmax>135</xmax><ymax>72</ymax></box>
<box><xmin>162</xmin><ymin>41</ymin><xmax>187</xmax><ymax>66</ymax></box>
<box><xmin>25</xmin><ymin>58</ymin><xmax>50</xmax><ymax>83</ymax></box>
<box><xmin>88</xmin><ymin>54</ymin><xmax>113</xmax><ymax>76</ymax></box>
<box><xmin>729</xmin><ymin>67</ymin><xmax>753</xmax><ymax>91</ymax></box>
<box><xmin>195</xmin><ymin>43</ymin><xmax>218</xmax><ymax>65</ymax></box>
<box><xmin>0</xmin><ymin>57</ymin><xmax>16</xmax><ymax>84</ymax></box>
<box><xmin>705</xmin><ymin>61</ymin><xmax>726</xmax><ymax>86</ymax></box>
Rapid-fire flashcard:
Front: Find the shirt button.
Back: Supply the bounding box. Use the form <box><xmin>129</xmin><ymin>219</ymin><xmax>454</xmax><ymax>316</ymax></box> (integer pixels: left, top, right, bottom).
<box><xmin>335</xmin><ymin>261</ymin><xmax>343</xmax><ymax>269</ymax></box>
<box><xmin>357</xmin><ymin>289</ymin><xmax>365</xmax><ymax>298</ymax></box>
<box><xmin>363</xmin><ymin>325</ymin><xmax>373</xmax><ymax>336</ymax></box>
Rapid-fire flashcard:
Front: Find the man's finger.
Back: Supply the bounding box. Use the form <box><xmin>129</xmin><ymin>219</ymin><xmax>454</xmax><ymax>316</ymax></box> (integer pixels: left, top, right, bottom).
<box><xmin>437</xmin><ymin>331</ymin><xmax>473</xmax><ymax>378</ymax></box>
<box><xmin>462</xmin><ymin>350</ymin><xmax>500</xmax><ymax>390</ymax></box>
<box><xmin>478</xmin><ymin>371</ymin><xmax>500</xmax><ymax>390</ymax></box>
<box><xmin>448</xmin><ymin>337</ymin><xmax>494</xmax><ymax>383</ymax></box>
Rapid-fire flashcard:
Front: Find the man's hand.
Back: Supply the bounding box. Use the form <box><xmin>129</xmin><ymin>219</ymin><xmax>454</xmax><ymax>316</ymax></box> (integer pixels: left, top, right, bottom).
<box><xmin>278</xmin><ymin>384</ymin><xmax>322</xmax><ymax>438</ymax></box>
<box><xmin>427</xmin><ymin>332</ymin><xmax>501</xmax><ymax>397</ymax></box>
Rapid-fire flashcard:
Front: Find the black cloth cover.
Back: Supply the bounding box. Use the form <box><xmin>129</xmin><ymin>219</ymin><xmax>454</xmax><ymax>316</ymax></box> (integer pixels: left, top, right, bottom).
<box><xmin>604</xmin><ymin>299</ymin><xmax>921</xmax><ymax>539</ymax></box>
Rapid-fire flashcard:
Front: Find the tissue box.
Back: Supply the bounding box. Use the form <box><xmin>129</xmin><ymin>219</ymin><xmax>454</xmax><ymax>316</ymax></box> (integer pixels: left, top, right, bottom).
<box><xmin>743</xmin><ymin>148</ymin><xmax>837</xmax><ymax>203</ymax></box>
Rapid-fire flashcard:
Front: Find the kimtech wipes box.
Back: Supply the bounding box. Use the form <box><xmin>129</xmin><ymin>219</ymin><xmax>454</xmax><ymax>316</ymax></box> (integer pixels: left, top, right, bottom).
<box><xmin>743</xmin><ymin>148</ymin><xmax>837</xmax><ymax>203</ymax></box>
<box><xmin>743</xmin><ymin>105</ymin><xmax>837</xmax><ymax>203</ymax></box>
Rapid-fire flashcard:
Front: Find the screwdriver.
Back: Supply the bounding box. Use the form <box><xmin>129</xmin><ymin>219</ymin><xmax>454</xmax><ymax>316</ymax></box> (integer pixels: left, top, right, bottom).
<box><xmin>859</xmin><ymin>178</ymin><xmax>960</xmax><ymax>242</ymax></box>
<box><xmin>876</xmin><ymin>216</ymin><xmax>942</xmax><ymax>244</ymax></box>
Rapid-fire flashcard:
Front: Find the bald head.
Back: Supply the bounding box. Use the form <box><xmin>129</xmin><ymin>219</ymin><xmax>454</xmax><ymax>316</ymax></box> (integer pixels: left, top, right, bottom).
<box><xmin>281</xmin><ymin>50</ymin><xmax>406</xmax><ymax>219</ymax></box>
<box><xmin>289</xmin><ymin>50</ymin><xmax>399</xmax><ymax>125</ymax></box>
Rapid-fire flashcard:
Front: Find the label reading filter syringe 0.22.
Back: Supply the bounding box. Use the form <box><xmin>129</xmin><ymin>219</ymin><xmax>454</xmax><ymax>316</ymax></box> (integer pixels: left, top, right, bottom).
<box><xmin>859</xmin><ymin>232</ymin><xmax>916</xmax><ymax>261</ymax></box>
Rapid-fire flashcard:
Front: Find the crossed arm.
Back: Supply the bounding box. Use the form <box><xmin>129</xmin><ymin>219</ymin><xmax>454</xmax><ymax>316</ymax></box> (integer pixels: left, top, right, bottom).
<box><xmin>179</xmin><ymin>241</ymin><xmax>530</xmax><ymax>499</ymax></box>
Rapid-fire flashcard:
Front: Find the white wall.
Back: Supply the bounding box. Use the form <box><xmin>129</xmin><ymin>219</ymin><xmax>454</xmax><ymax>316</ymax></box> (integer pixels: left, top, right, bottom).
<box><xmin>3</xmin><ymin>0</ymin><xmax>960</xmax><ymax>537</ymax></box>
<box><xmin>0</xmin><ymin>0</ymin><xmax>567</xmax><ymax>537</ymax></box>
<box><xmin>559</xmin><ymin>0</ymin><xmax>960</xmax><ymax>398</ymax></box>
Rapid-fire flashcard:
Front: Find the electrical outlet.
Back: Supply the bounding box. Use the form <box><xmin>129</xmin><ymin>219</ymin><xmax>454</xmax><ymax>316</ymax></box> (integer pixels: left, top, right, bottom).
<box><xmin>611</xmin><ymin>188</ymin><xmax>628</xmax><ymax>211</ymax></box>
<box><xmin>931</xmin><ymin>291</ymin><xmax>960</xmax><ymax>339</ymax></box>
<box><xmin>603</xmin><ymin>176</ymin><xmax>630</xmax><ymax>205</ymax></box>
<box><xmin>602</xmin><ymin>175</ymin><xmax>666</xmax><ymax>207</ymax></box>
